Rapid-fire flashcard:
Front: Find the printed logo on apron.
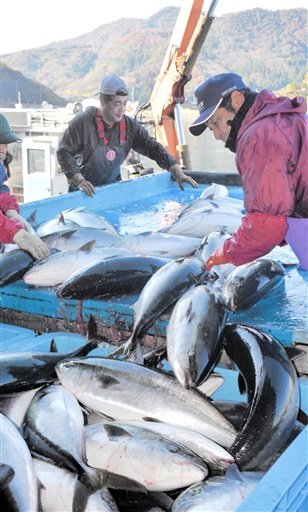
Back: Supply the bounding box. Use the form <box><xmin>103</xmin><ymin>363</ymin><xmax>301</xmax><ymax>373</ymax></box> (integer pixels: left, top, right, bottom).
<box><xmin>106</xmin><ymin>149</ymin><xmax>116</xmax><ymax>161</ymax></box>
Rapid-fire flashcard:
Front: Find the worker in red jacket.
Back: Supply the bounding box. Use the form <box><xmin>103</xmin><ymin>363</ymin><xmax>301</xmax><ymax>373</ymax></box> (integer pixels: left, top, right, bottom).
<box><xmin>0</xmin><ymin>113</ymin><xmax>50</xmax><ymax>260</ymax></box>
<box><xmin>189</xmin><ymin>73</ymin><xmax>308</xmax><ymax>270</ymax></box>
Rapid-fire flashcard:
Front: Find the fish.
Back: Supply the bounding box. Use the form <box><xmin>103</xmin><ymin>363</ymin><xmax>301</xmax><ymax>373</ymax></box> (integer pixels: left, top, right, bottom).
<box><xmin>0</xmin><ymin>412</ymin><xmax>39</xmax><ymax>511</ymax></box>
<box><xmin>111</xmin><ymin>489</ymin><xmax>174</xmax><ymax>512</ymax></box>
<box><xmin>222</xmin><ymin>324</ymin><xmax>300</xmax><ymax>470</ymax></box>
<box><xmin>55</xmin><ymin>357</ymin><xmax>237</xmax><ymax>448</ymax></box>
<box><xmin>113</xmin><ymin>231</ymin><xmax>202</xmax><ymax>258</ymax></box>
<box><xmin>59</xmin><ymin>206</ymin><xmax>118</xmax><ymax>234</ymax></box>
<box><xmin>33</xmin><ymin>459</ymin><xmax>120</xmax><ymax>512</ymax></box>
<box><xmin>0</xmin><ymin>387</ymin><xmax>42</xmax><ymax>428</ymax></box>
<box><xmin>159</xmin><ymin>208</ymin><xmax>242</xmax><ymax>238</ymax></box>
<box><xmin>199</xmin><ymin>183</ymin><xmax>229</xmax><ymax>199</ymax></box>
<box><xmin>84</xmin><ymin>422</ymin><xmax>208</xmax><ymax>492</ymax></box>
<box><xmin>23</xmin><ymin>241</ymin><xmax>134</xmax><ymax>287</ymax></box>
<box><xmin>144</xmin><ymin>359</ymin><xmax>225</xmax><ymax>398</ymax></box>
<box><xmin>0</xmin><ymin>336</ymin><xmax>101</xmax><ymax>393</ymax></box>
<box><xmin>197</xmin><ymin>230</ymin><xmax>235</xmax><ymax>280</ymax></box>
<box><xmin>35</xmin><ymin>212</ymin><xmax>80</xmax><ymax>235</ymax></box>
<box><xmin>178</xmin><ymin>197</ymin><xmax>244</xmax><ymax>219</ymax></box>
<box><xmin>98</xmin><ymin>420</ymin><xmax>234</xmax><ymax>473</ymax></box>
<box><xmin>205</xmin><ymin>195</ymin><xmax>245</xmax><ymax>212</ymax></box>
<box><xmin>110</xmin><ymin>257</ymin><xmax>206</xmax><ymax>361</ymax></box>
<box><xmin>44</xmin><ymin>227</ymin><xmax>121</xmax><ymax>251</ymax></box>
<box><xmin>261</xmin><ymin>243</ymin><xmax>300</xmax><ymax>266</ymax></box>
<box><xmin>23</xmin><ymin>383</ymin><xmax>144</xmax><ymax>493</ymax></box>
<box><xmin>57</xmin><ymin>255</ymin><xmax>170</xmax><ymax>299</ymax></box>
<box><xmin>196</xmin><ymin>372</ymin><xmax>224</xmax><ymax>397</ymax></box>
<box><xmin>0</xmin><ymin>247</ymin><xmax>59</xmax><ymax>286</ymax></box>
<box><xmin>166</xmin><ymin>284</ymin><xmax>227</xmax><ymax>388</ymax></box>
<box><xmin>172</xmin><ymin>463</ymin><xmax>264</xmax><ymax>512</ymax></box>
<box><xmin>220</xmin><ymin>258</ymin><xmax>285</xmax><ymax>311</ymax></box>
<box><xmin>212</xmin><ymin>401</ymin><xmax>249</xmax><ymax>431</ymax></box>
<box><xmin>23</xmin><ymin>383</ymin><xmax>95</xmax><ymax>477</ymax></box>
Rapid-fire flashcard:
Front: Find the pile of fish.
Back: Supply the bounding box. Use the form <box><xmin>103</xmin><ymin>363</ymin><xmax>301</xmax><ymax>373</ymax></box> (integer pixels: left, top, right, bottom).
<box><xmin>0</xmin><ymin>317</ymin><xmax>302</xmax><ymax>511</ymax></box>
<box><xmin>0</xmin><ymin>185</ymin><xmax>288</xmax><ymax>303</ymax></box>
<box><xmin>0</xmin><ymin>183</ymin><xmax>303</xmax><ymax>511</ymax></box>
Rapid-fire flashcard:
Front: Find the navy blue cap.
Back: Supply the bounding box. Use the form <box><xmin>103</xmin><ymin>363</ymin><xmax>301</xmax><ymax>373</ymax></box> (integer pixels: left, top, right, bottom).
<box><xmin>189</xmin><ymin>73</ymin><xmax>246</xmax><ymax>136</ymax></box>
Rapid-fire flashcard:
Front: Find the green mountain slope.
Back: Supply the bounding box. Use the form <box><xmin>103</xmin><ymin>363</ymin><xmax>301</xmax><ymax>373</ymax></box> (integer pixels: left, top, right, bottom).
<box><xmin>1</xmin><ymin>7</ymin><xmax>307</xmax><ymax>105</ymax></box>
<box><xmin>0</xmin><ymin>62</ymin><xmax>66</xmax><ymax>107</ymax></box>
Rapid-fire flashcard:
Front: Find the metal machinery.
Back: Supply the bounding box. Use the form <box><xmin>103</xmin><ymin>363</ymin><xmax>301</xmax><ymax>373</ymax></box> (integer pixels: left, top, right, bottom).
<box><xmin>137</xmin><ymin>0</ymin><xmax>218</xmax><ymax>170</ymax></box>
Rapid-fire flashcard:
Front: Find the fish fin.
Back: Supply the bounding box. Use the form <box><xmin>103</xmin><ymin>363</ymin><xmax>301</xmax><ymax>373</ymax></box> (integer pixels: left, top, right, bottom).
<box><xmin>59</xmin><ymin>229</ymin><xmax>79</xmax><ymax>239</ymax></box>
<box><xmin>86</xmin><ymin>314</ymin><xmax>99</xmax><ymax>339</ymax></box>
<box><xmin>284</xmin><ymin>346</ymin><xmax>305</xmax><ymax>361</ymax></box>
<box><xmin>127</xmin><ymin>344</ymin><xmax>144</xmax><ymax>364</ymax></box>
<box><xmin>142</xmin><ymin>417</ymin><xmax>162</xmax><ymax>423</ymax></box>
<box><xmin>81</xmin><ymin>405</ymin><xmax>114</xmax><ymax>423</ymax></box>
<box><xmin>72</xmin><ymin>479</ymin><xmax>93</xmax><ymax>511</ymax></box>
<box><xmin>37</xmin><ymin>479</ymin><xmax>47</xmax><ymax>512</ymax></box>
<box><xmin>59</xmin><ymin>213</ymin><xmax>66</xmax><ymax>224</ymax></box>
<box><xmin>108</xmin><ymin>336</ymin><xmax>136</xmax><ymax>360</ymax></box>
<box><xmin>209</xmin><ymin>200</ymin><xmax>220</xmax><ymax>208</ymax></box>
<box><xmin>104</xmin><ymin>471</ymin><xmax>148</xmax><ymax>493</ymax></box>
<box><xmin>103</xmin><ymin>423</ymin><xmax>134</xmax><ymax>439</ymax></box>
<box><xmin>86</xmin><ymin>315</ymin><xmax>112</xmax><ymax>344</ymax></box>
<box><xmin>27</xmin><ymin>209</ymin><xmax>37</xmax><ymax>225</ymax></box>
<box><xmin>62</xmin><ymin>207</ymin><xmax>75</xmax><ymax>213</ymax></box>
<box><xmin>297</xmin><ymin>409</ymin><xmax>308</xmax><ymax>426</ymax></box>
<box><xmin>49</xmin><ymin>339</ymin><xmax>58</xmax><ymax>353</ymax></box>
<box><xmin>73</xmin><ymin>337</ymin><xmax>102</xmax><ymax>357</ymax></box>
<box><xmin>219</xmin><ymin>226</ymin><xmax>229</xmax><ymax>234</ymax></box>
<box><xmin>78</xmin><ymin>240</ymin><xmax>97</xmax><ymax>253</ymax></box>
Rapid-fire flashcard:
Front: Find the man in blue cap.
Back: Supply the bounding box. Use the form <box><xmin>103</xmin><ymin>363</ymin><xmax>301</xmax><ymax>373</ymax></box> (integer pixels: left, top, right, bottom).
<box><xmin>189</xmin><ymin>72</ymin><xmax>308</xmax><ymax>270</ymax></box>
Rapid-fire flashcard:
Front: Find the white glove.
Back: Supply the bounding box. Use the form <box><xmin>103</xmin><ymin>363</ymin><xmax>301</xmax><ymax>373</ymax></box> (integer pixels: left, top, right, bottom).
<box><xmin>6</xmin><ymin>209</ymin><xmax>34</xmax><ymax>233</ymax></box>
<box><xmin>13</xmin><ymin>230</ymin><xmax>50</xmax><ymax>260</ymax></box>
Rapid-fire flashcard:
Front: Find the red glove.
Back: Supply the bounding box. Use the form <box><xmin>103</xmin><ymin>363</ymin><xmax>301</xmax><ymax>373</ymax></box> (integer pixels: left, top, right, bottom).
<box><xmin>204</xmin><ymin>247</ymin><xmax>229</xmax><ymax>271</ymax></box>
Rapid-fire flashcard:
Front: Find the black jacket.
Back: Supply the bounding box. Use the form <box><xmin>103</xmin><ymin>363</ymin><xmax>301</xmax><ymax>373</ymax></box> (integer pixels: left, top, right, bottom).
<box><xmin>57</xmin><ymin>107</ymin><xmax>177</xmax><ymax>180</ymax></box>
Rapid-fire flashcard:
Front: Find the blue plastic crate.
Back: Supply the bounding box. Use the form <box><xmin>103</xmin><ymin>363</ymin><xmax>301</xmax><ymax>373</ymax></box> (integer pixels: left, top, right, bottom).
<box><xmin>0</xmin><ymin>322</ymin><xmax>88</xmax><ymax>353</ymax></box>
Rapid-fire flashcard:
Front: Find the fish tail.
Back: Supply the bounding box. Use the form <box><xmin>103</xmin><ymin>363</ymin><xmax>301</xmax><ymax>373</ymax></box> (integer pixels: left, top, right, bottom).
<box><xmin>108</xmin><ymin>335</ymin><xmax>137</xmax><ymax>360</ymax></box>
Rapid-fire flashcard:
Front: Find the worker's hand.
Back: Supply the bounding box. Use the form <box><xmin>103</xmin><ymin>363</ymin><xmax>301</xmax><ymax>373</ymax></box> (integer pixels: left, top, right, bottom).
<box><xmin>13</xmin><ymin>230</ymin><xmax>50</xmax><ymax>260</ymax></box>
<box><xmin>204</xmin><ymin>247</ymin><xmax>229</xmax><ymax>271</ymax></box>
<box><xmin>78</xmin><ymin>179</ymin><xmax>96</xmax><ymax>197</ymax></box>
<box><xmin>169</xmin><ymin>164</ymin><xmax>198</xmax><ymax>191</ymax></box>
<box><xmin>6</xmin><ymin>209</ymin><xmax>34</xmax><ymax>233</ymax></box>
<box><xmin>70</xmin><ymin>173</ymin><xmax>96</xmax><ymax>197</ymax></box>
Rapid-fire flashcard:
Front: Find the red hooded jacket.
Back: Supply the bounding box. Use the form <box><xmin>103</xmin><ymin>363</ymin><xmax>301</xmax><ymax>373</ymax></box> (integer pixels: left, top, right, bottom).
<box><xmin>0</xmin><ymin>192</ymin><xmax>23</xmax><ymax>243</ymax></box>
<box><xmin>223</xmin><ymin>90</ymin><xmax>308</xmax><ymax>265</ymax></box>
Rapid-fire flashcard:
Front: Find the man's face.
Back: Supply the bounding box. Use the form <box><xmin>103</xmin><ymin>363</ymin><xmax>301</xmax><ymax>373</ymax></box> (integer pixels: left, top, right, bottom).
<box><xmin>205</xmin><ymin>108</ymin><xmax>236</xmax><ymax>143</ymax></box>
<box><xmin>101</xmin><ymin>95</ymin><xmax>128</xmax><ymax>126</ymax></box>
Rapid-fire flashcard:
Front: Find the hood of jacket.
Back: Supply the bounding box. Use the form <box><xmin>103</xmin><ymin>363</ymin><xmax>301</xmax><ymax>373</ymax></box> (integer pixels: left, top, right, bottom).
<box><xmin>237</xmin><ymin>89</ymin><xmax>307</xmax><ymax>141</ymax></box>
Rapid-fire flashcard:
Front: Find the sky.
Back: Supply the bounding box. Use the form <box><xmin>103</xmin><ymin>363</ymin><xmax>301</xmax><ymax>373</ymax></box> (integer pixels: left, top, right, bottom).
<box><xmin>1</xmin><ymin>0</ymin><xmax>307</xmax><ymax>55</ymax></box>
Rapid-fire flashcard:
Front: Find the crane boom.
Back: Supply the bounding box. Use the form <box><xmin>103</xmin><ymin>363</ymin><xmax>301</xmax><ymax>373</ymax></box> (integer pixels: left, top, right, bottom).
<box><xmin>149</xmin><ymin>0</ymin><xmax>218</xmax><ymax>169</ymax></box>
